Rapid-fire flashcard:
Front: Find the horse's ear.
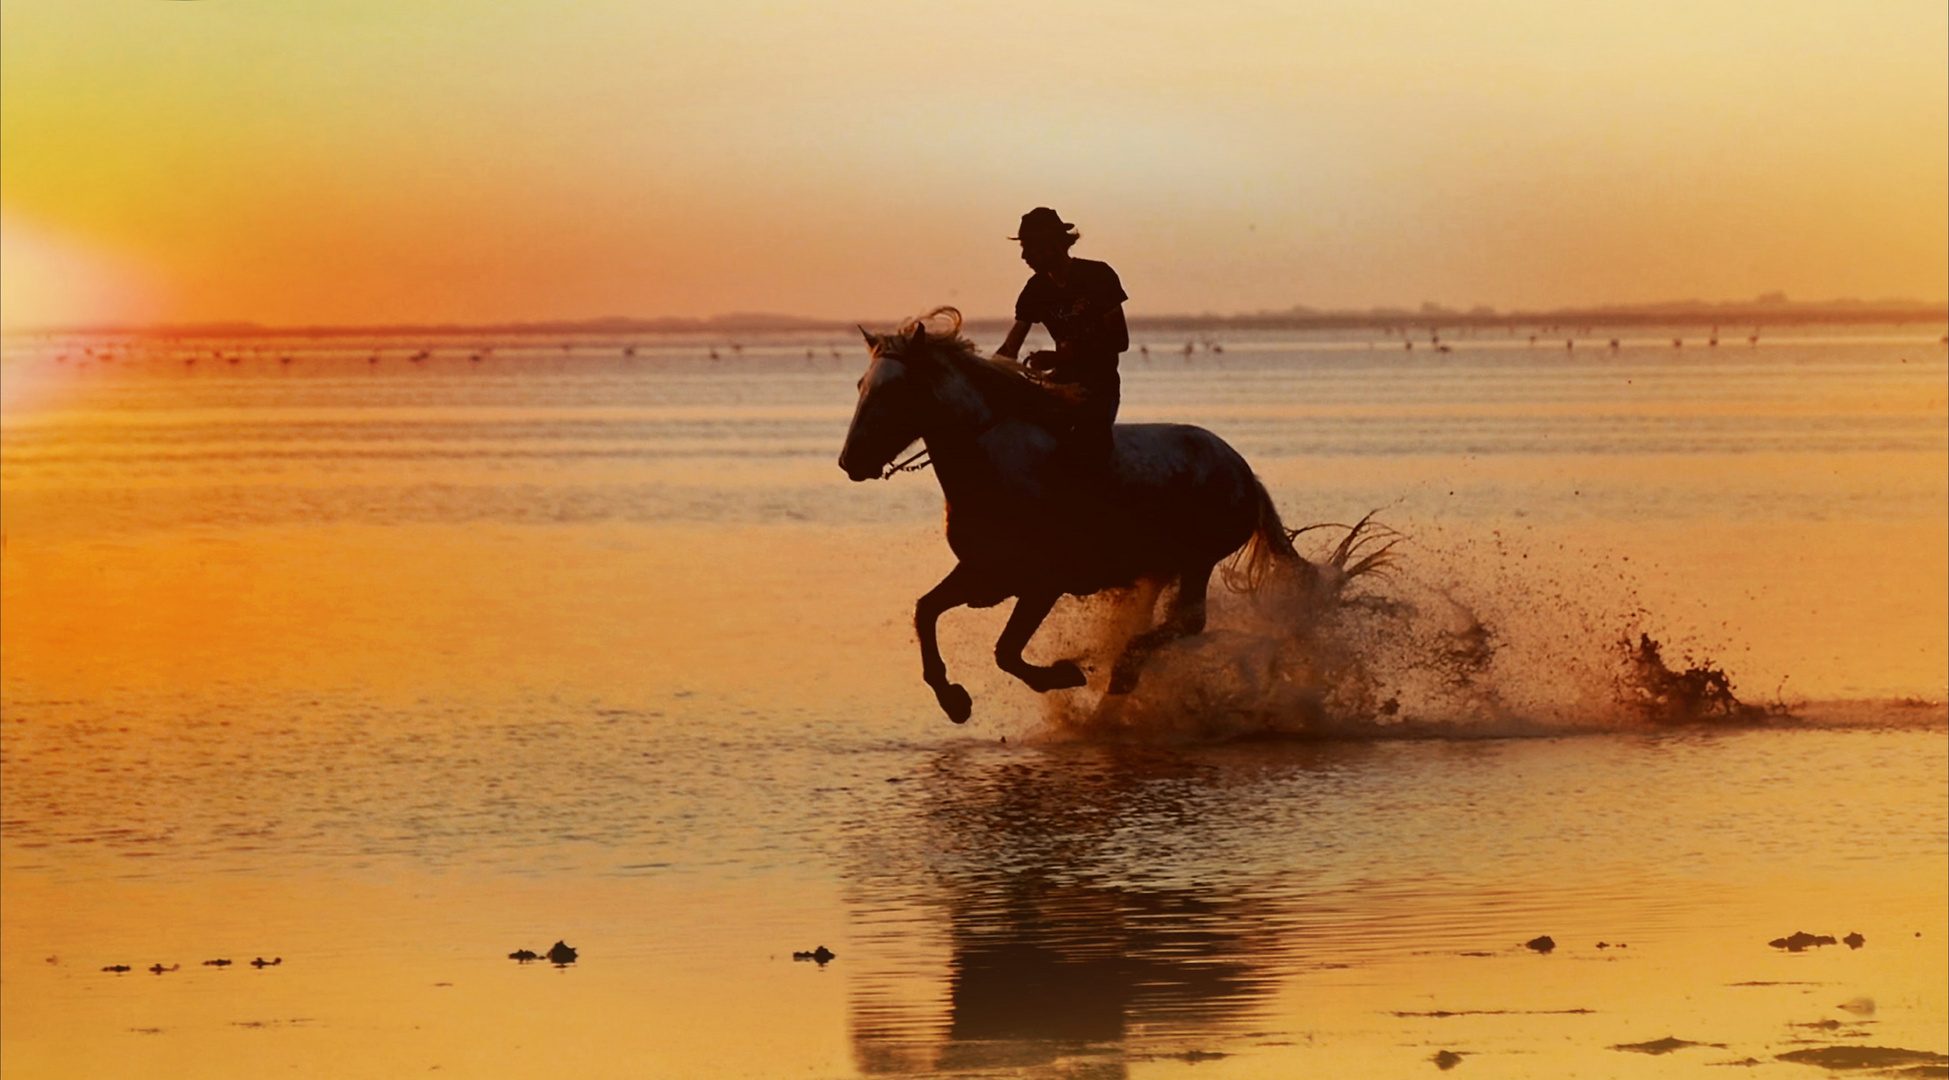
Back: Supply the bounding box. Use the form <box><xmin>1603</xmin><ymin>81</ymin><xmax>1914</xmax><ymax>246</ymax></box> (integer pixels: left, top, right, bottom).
<box><xmin>908</xmin><ymin>322</ymin><xmax>928</xmax><ymax>346</ymax></box>
<box><xmin>858</xmin><ymin>325</ymin><xmax>877</xmax><ymax>349</ymax></box>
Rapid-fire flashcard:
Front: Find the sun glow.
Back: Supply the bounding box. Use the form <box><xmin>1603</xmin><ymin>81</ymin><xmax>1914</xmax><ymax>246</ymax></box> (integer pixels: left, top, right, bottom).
<box><xmin>0</xmin><ymin>214</ymin><xmax>171</xmax><ymax>332</ymax></box>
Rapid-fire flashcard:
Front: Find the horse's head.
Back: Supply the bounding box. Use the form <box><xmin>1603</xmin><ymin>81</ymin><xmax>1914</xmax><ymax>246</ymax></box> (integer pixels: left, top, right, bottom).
<box><xmin>838</xmin><ymin>320</ymin><xmax>938</xmax><ymax>482</ymax></box>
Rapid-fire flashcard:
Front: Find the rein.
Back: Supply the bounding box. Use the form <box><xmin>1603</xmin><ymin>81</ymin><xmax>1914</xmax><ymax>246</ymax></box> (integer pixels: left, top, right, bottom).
<box><xmin>880</xmin><ymin>447</ymin><xmax>932</xmax><ymax>479</ymax></box>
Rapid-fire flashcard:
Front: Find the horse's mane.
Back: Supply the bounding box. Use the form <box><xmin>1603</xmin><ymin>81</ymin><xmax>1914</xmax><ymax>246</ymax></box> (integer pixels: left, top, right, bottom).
<box><xmin>883</xmin><ymin>307</ymin><xmax>1084</xmax><ymax>430</ymax></box>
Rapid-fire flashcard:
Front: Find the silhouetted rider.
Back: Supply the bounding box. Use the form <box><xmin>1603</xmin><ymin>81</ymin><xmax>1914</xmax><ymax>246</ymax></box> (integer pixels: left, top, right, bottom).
<box><xmin>993</xmin><ymin>208</ymin><xmax>1129</xmax><ymax>474</ymax></box>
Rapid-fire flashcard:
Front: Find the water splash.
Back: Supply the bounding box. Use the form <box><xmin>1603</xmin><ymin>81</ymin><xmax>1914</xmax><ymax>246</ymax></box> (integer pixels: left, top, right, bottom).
<box><xmin>1035</xmin><ymin>520</ymin><xmax>1810</xmax><ymax>742</ymax></box>
<box><xmin>1616</xmin><ymin>633</ymin><xmax>1780</xmax><ymax>725</ymax></box>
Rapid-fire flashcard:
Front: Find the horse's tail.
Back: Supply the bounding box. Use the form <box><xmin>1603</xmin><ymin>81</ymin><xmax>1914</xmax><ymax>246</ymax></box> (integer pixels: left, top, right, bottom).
<box><xmin>1220</xmin><ymin>478</ymin><xmax>1305</xmax><ymax>592</ymax></box>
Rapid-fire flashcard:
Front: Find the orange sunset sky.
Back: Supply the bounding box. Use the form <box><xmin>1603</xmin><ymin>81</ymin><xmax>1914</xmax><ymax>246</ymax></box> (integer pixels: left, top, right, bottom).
<box><xmin>2</xmin><ymin>0</ymin><xmax>1944</xmax><ymax>329</ymax></box>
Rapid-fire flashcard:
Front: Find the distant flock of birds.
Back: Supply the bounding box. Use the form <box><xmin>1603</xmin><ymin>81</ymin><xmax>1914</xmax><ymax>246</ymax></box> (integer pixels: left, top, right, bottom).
<box><xmin>28</xmin><ymin>327</ymin><xmax>1948</xmax><ymax>370</ymax></box>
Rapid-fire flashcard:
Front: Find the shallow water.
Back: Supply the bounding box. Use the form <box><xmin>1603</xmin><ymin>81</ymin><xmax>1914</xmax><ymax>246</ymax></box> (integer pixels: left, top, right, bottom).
<box><xmin>3</xmin><ymin>327</ymin><xmax>1945</xmax><ymax>1077</ymax></box>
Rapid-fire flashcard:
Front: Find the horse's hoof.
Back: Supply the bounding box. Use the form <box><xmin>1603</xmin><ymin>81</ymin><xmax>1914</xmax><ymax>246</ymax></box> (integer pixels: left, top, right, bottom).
<box><xmin>1040</xmin><ymin>660</ymin><xmax>1088</xmax><ymax>691</ymax></box>
<box><xmin>936</xmin><ymin>683</ymin><xmax>973</xmax><ymax>724</ymax></box>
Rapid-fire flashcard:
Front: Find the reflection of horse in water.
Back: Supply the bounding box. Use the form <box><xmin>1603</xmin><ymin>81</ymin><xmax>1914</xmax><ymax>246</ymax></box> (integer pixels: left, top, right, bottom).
<box><xmin>844</xmin><ymin>745</ymin><xmax>1300</xmax><ymax>1075</ymax></box>
<box><xmin>839</xmin><ymin>309</ymin><xmax>1370</xmax><ymax>723</ymax></box>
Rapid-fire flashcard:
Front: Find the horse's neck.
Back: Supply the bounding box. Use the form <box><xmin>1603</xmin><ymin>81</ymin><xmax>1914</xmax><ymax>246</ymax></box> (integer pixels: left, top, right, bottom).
<box><xmin>918</xmin><ymin>369</ymin><xmax>988</xmax><ymax>491</ymax></box>
<box><xmin>904</xmin><ymin>364</ymin><xmax>1005</xmax><ymax>499</ymax></box>
<box><xmin>923</xmin><ymin>368</ymin><xmax>1060</xmax><ymax>506</ymax></box>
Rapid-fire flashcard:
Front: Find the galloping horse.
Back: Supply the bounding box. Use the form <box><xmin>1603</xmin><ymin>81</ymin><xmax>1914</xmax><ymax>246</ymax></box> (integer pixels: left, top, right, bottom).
<box><xmin>839</xmin><ymin>309</ymin><xmax>1332</xmax><ymax>724</ymax></box>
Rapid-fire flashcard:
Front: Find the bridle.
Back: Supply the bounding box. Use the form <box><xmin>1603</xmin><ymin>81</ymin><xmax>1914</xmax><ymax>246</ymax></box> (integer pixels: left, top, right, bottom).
<box><xmin>879</xmin><ymin>446</ymin><xmax>932</xmax><ymax>480</ymax></box>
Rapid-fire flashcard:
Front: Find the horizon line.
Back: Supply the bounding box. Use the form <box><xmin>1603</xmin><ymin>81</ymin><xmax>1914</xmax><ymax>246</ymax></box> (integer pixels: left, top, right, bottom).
<box><xmin>5</xmin><ymin>296</ymin><xmax>1946</xmax><ymax>339</ymax></box>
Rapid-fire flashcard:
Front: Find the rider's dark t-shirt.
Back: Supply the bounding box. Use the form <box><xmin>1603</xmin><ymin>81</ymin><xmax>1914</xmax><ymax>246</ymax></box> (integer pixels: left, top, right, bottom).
<box><xmin>1014</xmin><ymin>258</ymin><xmax>1127</xmax><ymax>387</ymax></box>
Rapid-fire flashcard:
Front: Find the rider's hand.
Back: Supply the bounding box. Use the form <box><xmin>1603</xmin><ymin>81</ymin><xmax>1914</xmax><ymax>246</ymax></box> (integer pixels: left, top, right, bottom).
<box><xmin>1024</xmin><ymin>350</ymin><xmax>1058</xmax><ymax>372</ymax></box>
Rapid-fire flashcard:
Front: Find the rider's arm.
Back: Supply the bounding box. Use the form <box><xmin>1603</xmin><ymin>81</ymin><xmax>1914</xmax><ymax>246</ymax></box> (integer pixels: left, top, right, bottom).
<box><xmin>1103</xmin><ymin>305</ymin><xmax>1129</xmax><ymax>353</ymax></box>
<box><xmin>995</xmin><ymin>320</ymin><xmax>1032</xmax><ymax>360</ymax></box>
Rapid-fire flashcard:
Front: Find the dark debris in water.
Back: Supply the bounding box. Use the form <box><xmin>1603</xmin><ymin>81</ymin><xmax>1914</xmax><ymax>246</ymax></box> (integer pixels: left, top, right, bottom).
<box><xmin>1394</xmin><ymin>1008</ymin><xmax>1594</xmax><ymax>1018</ymax></box>
<box><xmin>229</xmin><ymin>1018</ymin><xmax>316</xmax><ymax>1030</ymax></box>
<box><xmin>792</xmin><ymin>946</ymin><xmax>836</xmax><ymax>965</ymax></box>
<box><xmin>107</xmin><ymin>957</ymin><xmax>278</xmax><ymax>973</ymax></box>
<box><xmin>1769</xmin><ymin>931</ymin><xmax>1839</xmax><ymax>952</ymax></box>
<box><xmin>508</xmin><ymin>942</ymin><xmax>577</xmax><ymax>965</ymax></box>
<box><xmin>1621</xmin><ymin>634</ymin><xmax>1780</xmax><ymax>725</ymax></box>
<box><xmin>1611</xmin><ymin>1036</ymin><xmax>1725</xmax><ymax>1056</ymax></box>
<box><xmin>1432</xmin><ymin>1049</ymin><xmax>1464</xmax><ymax>1070</ymax></box>
<box><xmin>1789</xmin><ymin>1019</ymin><xmax>1873</xmax><ymax>1032</ymax></box>
<box><xmin>1775</xmin><ymin>1046</ymin><xmax>1949</xmax><ymax>1071</ymax></box>
<box><xmin>1524</xmin><ymin>935</ymin><xmax>1556</xmax><ymax>953</ymax></box>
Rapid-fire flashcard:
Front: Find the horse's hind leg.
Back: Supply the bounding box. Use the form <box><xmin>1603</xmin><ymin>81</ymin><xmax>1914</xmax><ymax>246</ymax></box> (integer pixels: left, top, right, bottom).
<box><xmin>1108</xmin><ymin>560</ymin><xmax>1215</xmax><ymax>695</ymax></box>
<box><xmin>995</xmin><ymin>589</ymin><xmax>1088</xmax><ymax>693</ymax></box>
<box><xmin>916</xmin><ymin>565</ymin><xmax>979</xmax><ymax>723</ymax></box>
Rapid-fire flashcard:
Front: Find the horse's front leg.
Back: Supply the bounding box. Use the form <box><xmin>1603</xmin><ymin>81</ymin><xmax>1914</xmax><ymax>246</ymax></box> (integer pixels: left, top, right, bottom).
<box><xmin>916</xmin><ymin>565</ymin><xmax>979</xmax><ymax>723</ymax></box>
<box><xmin>995</xmin><ymin>589</ymin><xmax>1089</xmax><ymax>693</ymax></box>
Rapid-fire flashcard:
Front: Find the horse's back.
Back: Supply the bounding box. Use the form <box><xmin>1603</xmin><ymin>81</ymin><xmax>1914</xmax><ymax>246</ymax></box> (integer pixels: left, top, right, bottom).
<box><xmin>1110</xmin><ymin>422</ymin><xmax>1263</xmax><ymax>559</ymax></box>
<box><xmin>1114</xmin><ymin>422</ymin><xmax>1255</xmax><ymax>492</ymax></box>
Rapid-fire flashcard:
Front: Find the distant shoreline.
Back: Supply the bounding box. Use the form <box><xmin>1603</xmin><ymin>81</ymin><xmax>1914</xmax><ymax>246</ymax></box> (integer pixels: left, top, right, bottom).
<box><xmin>7</xmin><ymin>302</ymin><xmax>1945</xmax><ymax>339</ymax></box>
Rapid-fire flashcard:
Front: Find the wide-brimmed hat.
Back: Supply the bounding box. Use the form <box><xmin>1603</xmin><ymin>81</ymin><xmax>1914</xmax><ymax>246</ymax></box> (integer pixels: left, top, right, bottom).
<box><xmin>1009</xmin><ymin>207</ymin><xmax>1076</xmax><ymax>242</ymax></box>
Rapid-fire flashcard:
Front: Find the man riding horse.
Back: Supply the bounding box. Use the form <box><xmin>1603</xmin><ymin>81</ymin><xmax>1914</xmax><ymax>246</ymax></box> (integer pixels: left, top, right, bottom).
<box><xmin>837</xmin><ymin>213</ymin><xmax>1393</xmax><ymax>723</ymax></box>
<box><xmin>993</xmin><ymin>208</ymin><xmax>1129</xmax><ymax>476</ymax></box>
